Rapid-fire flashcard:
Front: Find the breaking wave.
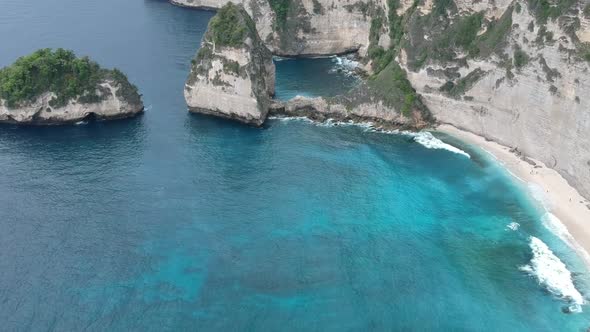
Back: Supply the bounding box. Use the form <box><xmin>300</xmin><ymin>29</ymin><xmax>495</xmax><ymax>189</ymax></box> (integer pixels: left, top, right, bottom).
<box><xmin>542</xmin><ymin>213</ymin><xmax>575</xmax><ymax>247</ymax></box>
<box><xmin>520</xmin><ymin>236</ymin><xmax>585</xmax><ymax>312</ymax></box>
<box><xmin>405</xmin><ymin>131</ymin><xmax>470</xmax><ymax>158</ymax></box>
<box><xmin>364</xmin><ymin>128</ymin><xmax>470</xmax><ymax>158</ymax></box>
<box><xmin>270</xmin><ymin>118</ymin><xmax>471</xmax><ymax>158</ymax></box>
<box><xmin>506</xmin><ymin>222</ymin><xmax>520</xmax><ymax>231</ymax></box>
<box><xmin>268</xmin><ymin>116</ymin><xmax>374</xmax><ymax>129</ymax></box>
<box><xmin>329</xmin><ymin>55</ymin><xmax>359</xmax><ymax>76</ymax></box>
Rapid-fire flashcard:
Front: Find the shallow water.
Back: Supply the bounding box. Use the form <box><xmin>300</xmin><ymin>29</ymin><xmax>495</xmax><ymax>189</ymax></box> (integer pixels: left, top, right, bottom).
<box><xmin>0</xmin><ymin>0</ymin><xmax>589</xmax><ymax>330</ymax></box>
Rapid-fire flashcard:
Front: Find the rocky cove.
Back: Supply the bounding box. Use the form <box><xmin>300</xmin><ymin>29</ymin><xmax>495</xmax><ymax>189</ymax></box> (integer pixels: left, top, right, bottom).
<box><xmin>2</xmin><ymin>0</ymin><xmax>590</xmax><ymax>329</ymax></box>
<box><xmin>177</xmin><ymin>0</ymin><xmax>590</xmax><ymax>202</ymax></box>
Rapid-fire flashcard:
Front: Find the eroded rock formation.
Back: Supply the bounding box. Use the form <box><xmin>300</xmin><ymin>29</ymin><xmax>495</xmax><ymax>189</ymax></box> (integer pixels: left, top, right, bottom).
<box><xmin>0</xmin><ymin>80</ymin><xmax>143</xmax><ymax>124</ymax></box>
<box><xmin>184</xmin><ymin>3</ymin><xmax>275</xmax><ymax>125</ymax></box>
<box><xmin>0</xmin><ymin>49</ymin><xmax>143</xmax><ymax>125</ymax></box>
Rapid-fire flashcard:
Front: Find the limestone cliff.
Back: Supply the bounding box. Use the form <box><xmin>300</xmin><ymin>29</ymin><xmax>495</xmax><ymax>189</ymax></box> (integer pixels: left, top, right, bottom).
<box><xmin>184</xmin><ymin>3</ymin><xmax>275</xmax><ymax>125</ymax></box>
<box><xmin>0</xmin><ymin>80</ymin><xmax>143</xmax><ymax>125</ymax></box>
<box><xmin>391</xmin><ymin>0</ymin><xmax>590</xmax><ymax>198</ymax></box>
<box><xmin>170</xmin><ymin>0</ymin><xmax>385</xmax><ymax>56</ymax></box>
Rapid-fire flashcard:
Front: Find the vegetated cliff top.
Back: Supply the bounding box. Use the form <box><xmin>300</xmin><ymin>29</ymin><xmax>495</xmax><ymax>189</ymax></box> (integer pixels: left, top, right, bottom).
<box><xmin>207</xmin><ymin>2</ymin><xmax>258</xmax><ymax>48</ymax></box>
<box><xmin>0</xmin><ymin>48</ymin><xmax>141</xmax><ymax>109</ymax></box>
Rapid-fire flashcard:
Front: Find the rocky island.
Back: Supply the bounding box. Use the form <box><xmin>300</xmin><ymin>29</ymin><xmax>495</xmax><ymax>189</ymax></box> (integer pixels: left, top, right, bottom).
<box><xmin>184</xmin><ymin>3</ymin><xmax>275</xmax><ymax>126</ymax></box>
<box><xmin>0</xmin><ymin>48</ymin><xmax>143</xmax><ymax>125</ymax></box>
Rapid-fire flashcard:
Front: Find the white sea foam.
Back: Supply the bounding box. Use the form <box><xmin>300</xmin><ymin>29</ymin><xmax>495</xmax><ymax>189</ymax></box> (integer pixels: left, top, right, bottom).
<box><xmin>271</xmin><ymin>118</ymin><xmax>470</xmax><ymax>158</ymax></box>
<box><xmin>520</xmin><ymin>236</ymin><xmax>585</xmax><ymax>312</ymax></box>
<box><xmin>75</xmin><ymin>120</ymin><xmax>88</xmax><ymax>126</ymax></box>
<box><xmin>329</xmin><ymin>56</ymin><xmax>359</xmax><ymax>76</ymax></box>
<box><xmin>507</xmin><ymin>222</ymin><xmax>520</xmax><ymax>231</ymax></box>
<box><xmin>541</xmin><ymin>213</ymin><xmax>590</xmax><ymax>265</ymax></box>
<box><xmin>268</xmin><ymin>115</ymin><xmax>312</xmax><ymax>123</ymax></box>
<box><xmin>269</xmin><ymin>116</ymin><xmax>375</xmax><ymax>129</ymax></box>
<box><xmin>365</xmin><ymin>128</ymin><xmax>471</xmax><ymax>158</ymax></box>
<box><xmin>527</xmin><ymin>183</ymin><xmax>590</xmax><ymax>254</ymax></box>
<box><xmin>527</xmin><ymin>183</ymin><xmax>552</xmax><ymax>209</ymax></box>
<box><xmin>411</xmin><ymin>132</ymin><xmax>471</xmax><ymax>158</ymax></box>
<box><xmin>542</xmin><ymin>213</ymin><xmax>574</xmax><ymax>246</ymax></box>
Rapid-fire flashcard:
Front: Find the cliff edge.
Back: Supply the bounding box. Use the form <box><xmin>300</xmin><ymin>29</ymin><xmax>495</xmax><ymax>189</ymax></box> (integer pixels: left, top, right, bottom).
<box><xmin>184</xmin><ymin>3</ymin><xmax>275</xmax><ymax>126</ymax></box>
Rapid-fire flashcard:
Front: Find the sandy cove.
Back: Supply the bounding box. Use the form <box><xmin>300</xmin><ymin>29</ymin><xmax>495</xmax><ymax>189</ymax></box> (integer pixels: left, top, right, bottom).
<box><xmin>437</xmin><ymin>124</ymin><xmax>590</xmax><ymax>267</ymax></box>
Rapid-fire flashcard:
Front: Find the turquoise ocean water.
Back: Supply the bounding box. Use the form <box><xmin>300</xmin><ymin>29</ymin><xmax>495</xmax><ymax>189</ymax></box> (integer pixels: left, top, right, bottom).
<box><xmin>0</xmin><ymin>0</ymin><xmax>589</xmax><ymax>330</ymax></box>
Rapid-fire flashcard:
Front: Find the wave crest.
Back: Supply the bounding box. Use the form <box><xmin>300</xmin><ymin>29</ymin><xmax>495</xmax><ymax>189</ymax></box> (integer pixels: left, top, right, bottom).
<box><xmin>329</xmin><ymin>56</ymin><xmax>359</xmax><ymax>76</ymax></box>
<box><xmin>520</xmin><ymin>236</ymin><xmax>585</xmax><ymax>312</ymax></box>
<box><xmin>270</xmin><ymin>119</ymin><xmax>470</xmax><ymax>159</ymax></box>
<box><xmin>407</xmin><ymin>132</ymin><xmax>470</xmax><ymax>158</ymax></box>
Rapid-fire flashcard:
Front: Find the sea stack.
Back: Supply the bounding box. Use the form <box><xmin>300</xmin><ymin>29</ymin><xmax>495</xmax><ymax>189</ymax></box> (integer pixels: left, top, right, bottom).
<box><xmin>184</xmin><ymin>2</ymin><xmax>275</xmax><ymax>126</ymax></box>
<box><xmin>0</xmin><ymin>48</ymin><xmax>143</xmax><ymax>125</ymax></box>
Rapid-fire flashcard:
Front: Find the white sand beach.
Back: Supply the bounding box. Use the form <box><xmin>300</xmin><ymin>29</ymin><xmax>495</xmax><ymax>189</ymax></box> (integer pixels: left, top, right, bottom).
<box><xmin>437</xmin><ymin>124</ymin><xmax>590</xmax><ymax>267</ymax></box>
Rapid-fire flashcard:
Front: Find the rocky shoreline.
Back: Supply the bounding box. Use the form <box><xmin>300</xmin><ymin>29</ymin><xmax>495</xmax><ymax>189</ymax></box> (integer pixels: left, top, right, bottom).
<box><xmin>269</xmin><ymin>96</ymin><xmax>429</xmax><ymax>131</ymax></box>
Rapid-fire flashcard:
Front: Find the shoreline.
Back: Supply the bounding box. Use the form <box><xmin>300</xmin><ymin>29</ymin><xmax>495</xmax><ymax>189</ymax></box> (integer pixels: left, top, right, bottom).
<box><xmin>437</xmin><ymin>124</ymin><xmax>590</xmax><ymax>269</ymax></box>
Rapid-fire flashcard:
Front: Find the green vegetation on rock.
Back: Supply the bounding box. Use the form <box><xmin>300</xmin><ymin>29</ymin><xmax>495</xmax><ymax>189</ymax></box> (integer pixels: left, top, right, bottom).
<box><xmin>223</xmin><ymin>59</ymin><xmax>242</xmax><ymax>76</ymax></box>
<box><xmin>406</xmin><ymin>4</ymin><xmax>513</xmax><ymax>69</ymax></box>
<box><xmin>439</xmin><ymin>69</ymin><xmax>486</xmax><ymax>98</ymax></box>
<box><xmin>0</xmin><ymin>48</ymin><xmax>138</xmax><ymax>108</ymax></box>
<box><xmin>209</xmin><ymin>3</ymin><xmax>254</xmax><ymax>47</ymax></box>
<box><xmin>269</xmin><ymin>0</ymin><xmax>291</xmax><ymax>30</ymax></box>
<box><xmin>526</xmin><ymin>0</ymin><xmax>577</xmax><ymax>24</ymax></box>
<box><xmin>267</xmin><ymin>0</ymin><xmax>312</xmax><ymax>51</ymax></box>
<box><xmin>361</xmin><ymin>0</ymin><xmax>428</xmax><ymax>119</ymax></box>
<box><xmin>367</xmin><ymin>0</ymin><xmax>418</xmax><ymax>74</ymax></box>
<box><xmin>367</xmin><ymin>9</ymin><xmax>391</xmax><ymax>73</ymax></box>
<box><xmin>368</xmin><ymin>62</ymin><xmax>425</xmax><ymax>117</ymax></box>
<box><xmin>312</xmin><ymin>0</ymin><xmax>324</xmax><ymax>14</ymax></box>
<box><xmin>513</xmin><ymin>49</ymin><xmax>529</xmax><ymax>69</ymax></box>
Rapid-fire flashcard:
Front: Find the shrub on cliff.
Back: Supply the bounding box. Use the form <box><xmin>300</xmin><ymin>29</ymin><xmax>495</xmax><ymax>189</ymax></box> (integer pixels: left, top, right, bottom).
<box><xmin>209</xmin><ymin>3</ymin><xmax>254</xmax><ymax>47</ymax></box>
<box><xmin>268</xmin><ymin>0</ymin><xmax>290</xmax><ymax>29</ymax></box>
<box><xmin>0</xmin><ymin>48</ymin><xmax>139</xmax><ymax>108</ymax></box>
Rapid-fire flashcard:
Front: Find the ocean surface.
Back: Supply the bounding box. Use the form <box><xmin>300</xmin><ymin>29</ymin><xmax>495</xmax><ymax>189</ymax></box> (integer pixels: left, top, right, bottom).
<box><xmin>1</xmin><ymin>0</ymin><xmax>589</xmax><ymax>330</ymax></box>
<box><xmin>273</xmin><ymin>56</ymin><xmax>360</xmax><ymax>100</ymax></box>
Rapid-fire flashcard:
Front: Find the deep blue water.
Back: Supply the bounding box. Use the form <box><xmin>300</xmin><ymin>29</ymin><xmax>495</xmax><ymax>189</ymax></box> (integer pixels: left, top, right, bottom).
<box><xmin>1</xmin><ymin>0</ymin><xmax>589</xmax><ymax>330</ymax></box>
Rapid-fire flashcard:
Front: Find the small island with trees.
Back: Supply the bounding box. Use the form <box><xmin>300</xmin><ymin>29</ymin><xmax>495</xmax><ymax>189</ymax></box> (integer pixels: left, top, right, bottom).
<box><xmin>0</xmin><ymin>48</ymin><xmax>143</xmax><ymax>125</ymax></box>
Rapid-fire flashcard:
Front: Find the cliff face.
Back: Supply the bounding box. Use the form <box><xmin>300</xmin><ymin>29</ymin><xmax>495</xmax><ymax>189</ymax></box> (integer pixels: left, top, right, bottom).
<box><xmin>170</xmin><ymin>0</ymin><xmax>383</xmax><ymax>56</ymax></box>
<box><xmin>184</xmin><ymin>3</ymin><xmax>275</xmax><ymax>125</ymax></box>
<box><xmin>0</xmin><ymin>79</ymin><xmax>143</xmax><ymax>125</ymax></box>
<box><xmin>394</xmin><ymin>0</ymin><xmax>590</xmax><ymax>198</ymax></box>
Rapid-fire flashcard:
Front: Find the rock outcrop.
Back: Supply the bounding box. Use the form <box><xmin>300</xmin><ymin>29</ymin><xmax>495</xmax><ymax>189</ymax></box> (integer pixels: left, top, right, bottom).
<box><xmin>0</xmin><ymin>80</ymin><xmax>143</xmax><ymax>125</ymax></box>
<box><xmin>0</xmin><ymin>49</ymin><xmax>143</xmax><ymax>125</ymax></box>
<box><xmin>270</xmin><ymin>95</ymin><xmax>429</xmax><ymax>129</ymax></box>
<box><xmin>184</xmin><ymin>3</ymin><xmax>275</xmax><ymax>125</ymax></box>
